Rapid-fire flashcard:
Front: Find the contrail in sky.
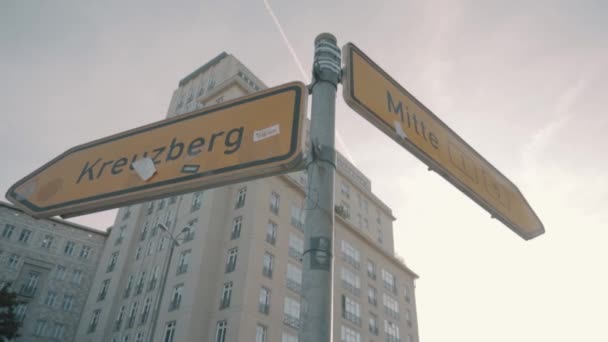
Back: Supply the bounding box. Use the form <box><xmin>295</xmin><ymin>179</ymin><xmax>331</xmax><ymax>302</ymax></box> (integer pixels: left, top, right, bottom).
<box><xmin>262</xmin><ymin>0</ymin><xmax>357</xmax><ymax>165</ymax></box>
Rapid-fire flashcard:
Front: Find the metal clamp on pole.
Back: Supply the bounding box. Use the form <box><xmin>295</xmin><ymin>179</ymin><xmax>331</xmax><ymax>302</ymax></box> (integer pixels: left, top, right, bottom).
<box><xmin>300</xmin><ymin>33</ymin><xmax>341</xmax><ymax>342</ymax></box>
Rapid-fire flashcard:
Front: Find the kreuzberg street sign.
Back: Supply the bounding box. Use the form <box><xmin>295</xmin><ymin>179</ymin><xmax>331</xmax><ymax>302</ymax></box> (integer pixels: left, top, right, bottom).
<box><xmin>6</xmin><ymin>82</ymin><xmax>307</xmax><ymax>219</ymax></box>
<box><xmin>342</xmin><ymin>43</ymin><xmax>544</xmax><ymax>240</ymax></box>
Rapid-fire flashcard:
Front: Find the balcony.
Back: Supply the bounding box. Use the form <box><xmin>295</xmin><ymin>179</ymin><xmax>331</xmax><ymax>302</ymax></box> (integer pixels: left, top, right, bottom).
<box><xmin>283</xmin><ymin>314</ymin><xmax>300</xmax><ymax>329</ymax></box>
<box><xmin>286</xmin><ymin>279</ymin><xmax>301</xmax><ymax>293</ymax></box>
<box><xmin>259</xmin><ymin>303</ymin><xmax>270</xmax><ymax>315</ymax></box>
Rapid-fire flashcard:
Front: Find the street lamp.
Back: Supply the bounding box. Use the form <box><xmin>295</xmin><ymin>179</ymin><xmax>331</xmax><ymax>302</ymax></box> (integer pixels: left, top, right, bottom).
<box><xmin>148</xmin><ymin>223</ymin><xmax>191</xmax><ymax>341</ymax></box>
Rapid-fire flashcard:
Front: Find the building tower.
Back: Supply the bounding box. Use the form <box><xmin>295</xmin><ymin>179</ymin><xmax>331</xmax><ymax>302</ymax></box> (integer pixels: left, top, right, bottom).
<box><xmin>74</xmin><ymin>53</ymin><xmax>420</xmax><ymax>342</ymax></box>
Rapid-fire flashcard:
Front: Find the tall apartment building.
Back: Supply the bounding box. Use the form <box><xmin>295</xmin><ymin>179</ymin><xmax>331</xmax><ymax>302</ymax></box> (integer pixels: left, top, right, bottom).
<box><xmin>0</xmin><ymin>202</ymin><xmax>107</xmax><ymax>341</ymax></box>
<box><xmin>74</xmin><ymin>53</ymin><xmax>420</xmax><ymax>342</ymax></box>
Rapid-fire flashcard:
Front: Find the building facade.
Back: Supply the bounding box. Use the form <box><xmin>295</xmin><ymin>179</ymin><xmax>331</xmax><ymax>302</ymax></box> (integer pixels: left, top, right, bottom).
<box><xmin>74</xmin><ymin>53</ymin><xmax>420</xmax><ymax>342</ymax></box>
<box><xmin>0</xmin><ymin>202</ymin><xmax>107</xmax><ymax>341</ymax></box>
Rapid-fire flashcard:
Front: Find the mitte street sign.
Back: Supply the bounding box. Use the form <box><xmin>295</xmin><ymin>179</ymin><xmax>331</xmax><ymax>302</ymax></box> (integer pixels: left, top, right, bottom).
<box><xmin>7</xmin><ymin>82</ymin><xmax>307</xmax><ymax>218</ymax></box>
<box><xmin>342</xmin><ymin>43</ymin><xmax>544</xmax><ymax>240</ymax></box>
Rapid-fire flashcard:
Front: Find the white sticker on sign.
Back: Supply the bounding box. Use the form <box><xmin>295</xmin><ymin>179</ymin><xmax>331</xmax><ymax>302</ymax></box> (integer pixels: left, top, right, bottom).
<box><xmin>394</xmin><ymin>121</ymin><xmax>408</xmax><ymax>140</ymax></box>
<box><xmin>132</xmin><ymin>157</ymin><xmax>157</xmax><ymax>181</ymax></box>
<box><xmin>253</xmin><ymin>124</ymin><xmax>280</xmax><ymax>142</ymax></box>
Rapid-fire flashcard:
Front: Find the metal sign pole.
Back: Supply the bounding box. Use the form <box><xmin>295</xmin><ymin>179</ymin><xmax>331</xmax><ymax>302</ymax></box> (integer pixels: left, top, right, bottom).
<box><xmin>300</xmin><ymin>33</ymin><xmax>341</xmax><ymax>342</ymax></box>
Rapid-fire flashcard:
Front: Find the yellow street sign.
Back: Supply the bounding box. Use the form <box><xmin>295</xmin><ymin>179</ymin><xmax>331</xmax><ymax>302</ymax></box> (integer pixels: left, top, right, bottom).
<box><xmin>342</xmin><ymin>43</ymin><xmax>544</xmax><ymax>240</ymax></box>
<box><xmin>6</xmin><ymin>82</ymin><xmax>307</xmax><ymax>218</ymax></box>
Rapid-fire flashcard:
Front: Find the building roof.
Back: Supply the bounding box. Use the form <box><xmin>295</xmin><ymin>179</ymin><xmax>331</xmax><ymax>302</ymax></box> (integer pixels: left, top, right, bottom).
<box><xmin>178</xmin><ymin>52</ymin><xmax>229</xmax><ymax>87</ymax></box>
<box><xmin>0</xmin><ymin>201</ymin><xmax>108</xmax><ymax>237</ymax></box>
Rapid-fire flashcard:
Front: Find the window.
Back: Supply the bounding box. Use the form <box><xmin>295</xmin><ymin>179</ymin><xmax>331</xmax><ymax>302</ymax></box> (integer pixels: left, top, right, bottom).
<box><xmin>2</xmin><ymin>224</ymin><xmax>15</xmax><ymax>238</ymax></box>
<box><xmin>341</xmin><ymin>295</ymin><xmax>361</xmax><ymax>325</ymax></box>
<box><xmin>17</xmin><ymin>229</ymin><xmax>31</xmax><ymax>243</ymax></box>
<box><xmin>286</xmin><ymin>263</ymin><xmax>302</xmax><ymax>293</ymax></box>
<box><xmin>88</xmin><ymin>309</ymin><xmax>101</xmax><ymax>333</ymax></box>
<box><xmin>384</xmin><ymin>320</ymin><xmax>400</xmax><ymax>342</ymax></box>
<box><xmin>151</xmin><ymin>217</ymin><xmax>159</xmax><ymax>237</ymax></box>
<box><xmin>125</xmin><ymin>274</ymin><xmax>135</xmax><ymax>298</ymax></box>
<box><xmin>128</xmin><ymin>301</ymin><xmax>138</xmax><ymax>328</ymax></box>
<box><xmin>290</xmin><ymin>205</ymin><xmax>304</xmax><ymax>229</ymax></box>
<box><xmin>382</xmin><ymin>269</ymin><xmax>397</xmax><ymax>294</ymax></box>
<box><xmin>140</xmin><ymin>222</ymin><xmax>149</xmax><ymax>241</ymax></box>
<box><xmin>363</xmin><ymin>218</ymin><xmax>369</xmax><ymax>230</ymax></box>
<box><xmin>367</xmin><ymin>260</ymin><xmax>377</xmax><ymax>280</ymax></box>
<box><xmin>149</xmin><ymin>266</ymin><xmax>159</xmax><ymax>291</ymax></box>
<box><xmin>340</xmin><ymin>268</ymin><xmax>361</xmax><ymax>296</ymax></box>
<box><xmin>220</xmin><ymin>282</ymin><xmax>232</xmax><ymax>309</ymax></box>
<box><xmin>283</xmin><ymin>297</ymin><xmax>300</xmax><ymax>329</ymax></box>
<box><xmin>55</xmin><ymin>265</ymin><xmax>66</xmax><ymax>280</ymax></box>
<box><xmin>135</xmin><ymin>332</ymin><xmax>144</xmax><ymax>342</ymax></box>
<box><xmin>341</xmin><ymin>240</ymin><xmax>360</xmax><ymax>269</ymax></box>
<box><xmin>15</xmin><ymin>303</ymin><xmax>27</xmax><ymax>322</ymax></box>
<box><xmin>62</xmin><ymin>294</ymin><xmax>74</xmax><ymax>311</ymax></box>
<box><xmin>164</xmin><ymin>321</ymin><xmax>176</xmax><ymax>342</ymax></box>
<box><xmin>8</xmin><ymin>254</ymin><xmax>20</xmax><ymax>269</ymax></box>
<box><xmin>340</xmin><ymin>325</ymin><xmax>360</xmax><ymax>342</ymax></box>
<box><xmin>64</xmin><ymin>241</ymin><xmax>76</xmax><ymax>255</ymax></box>
<box><xmin>177</xmin><ymin>250</ymin><xmax>191</xmax><ymax>274</ymax></box>
<box><xmin>115</xmin><ymin>305</ymin><xmax>125</xmax><ymax>331</ymax></box>
<box><xmin>340</xmin><ymin>181</ymin><xmax>351</xmax><ymax>198</ymax></box>
<box><xmin>169</xmin><ymin>196</ymin><xmax>177</xmax><ymax>204</ymax></box>
<box><xmin>34</xmin><ymin>319</ymin><xmax>48</xmax><ymax>336</ymax></box>
<box><xmin>231</xmin><ymin>216</ymin><xmax>242</xmax><ymax>240</ymax></box>
<box><xmin>288</xmin><ymin>234</ymin><xmax>303</xmax><ymax>261</ymax></box>
<box><xmin>108</xmin><ymin>251</ymin><xmax>119</xmax><ymax>272</ymax></box>
<box><xmin>383</xmin><ymin>293</ymin><xmax>400</xmax><ymax>319</ymax></box>
<box><xmin>259</xmin><ymin>287</ymin><xmax>270</xmax><ymax>314</ymax></box>
<box><xmin>262</xmin><ymin>252</ymin><xmax>274</xmax><ymax>278</ymax></box>
<box><xmin>41</xmin><ymin>234</ymin><xmax>54</xmax><ymax>249</ymax></box>
<box><xmin>71</xmin><ymin>269</ymin><xmax>83</xmax><ymax>284</ymax></box>
<box><xmin>136</xmin><ymin>272</ymin><xmax>146</xmax><ymax>294</ymax></box>
<box><xmin>270</xmin><ymin>191</ymin><xmax>280</xmax><ymax>214</ymax></box>
<box><xmin>116</xmin><ymin>226</ymin><xmax>126</xmax><ymax>245</ymax></box>
<box><xmin>135</xmin><ymin>246</ymin><xmax>142</xmax><ymax>260</ymax></box>
<box><xmin>141</xmin><ymin>297</ymin><xmax>152</xmax><ymax>324</ymax></box>
<box><xmin>191</xmin><ymin>191</ymin><xmax>203</xmax><ymax>211</ymax></box>
<box><xmin>164</xmin><ymin>209</ymin><xmax>173</xmax><ymax>227</ymax></box>
<box><xmin>225</xmin><ymin>248</ymin><xmax>238</xmax><ymax>273</ymax></box>
<box><xmin>147</xmin><ymin>202</ymin><xmax>154</xmax><ymax>215</ymax></box>
<box><xmin>122</xmin><ymin>206</ymin><xmax>132</xmax><ymax>220</ymax></box>
<box><xmin>147</xmin><ymin>241</ymin><xmax>155</xmax><ymax>256</ymax></box>
<box><xmin>266</xmin><ymin>221</ymin><xmax>277</xmax><ymax>245</ymax></box>
<box><xmin>21</xmin><ymin>271</ymin><xmax>39</xmax><ymax>295</ymax></box>
<box><xmin>80</xmin><ymin>245</ymin><xmax>92</xmax><ymax>259</ymax></box>
<box><xmin>255</xmin><ymin>324</ymin><xmax>267</xmax><ymax>342</ymax></box>
<box><xmin>235</xmin><ymin>187</ymin><xmax>247</xmax><ymax>209</ymax></box>
<box><xmin>369</xmin><ymin>312</ymin><xmax>379</xmax><ymax>335</ymax></box>
<box><xmin>158</xmin><ymin>237</ymin><xmax>167</xmax><ymax>252</ymax></box>
<box><xmin>404</xmin><ymin>285</ymin><xmax>411</xmax><ymax>302</ymax></box>
<box><xmin>184</xmin><ymin>218</ymin><xmax>197</xmax><ymax>242</ymax></box>
<box><xmin>44</xmin><ymin>291</ymin><xmax>57</xmax><ymax>306</ymax></box>
<box><xmin>98</xmin><ymin>279</ymin><xmax>110</xmax><ymax>301</ymax></box>
<box><xmin>169</xmin><ymin>284</ymin><xmax>183</xmax><ymax>310</ymax></box>
<box><xmin>51</xmin><ymin>323</ymin><xmax>66</xmax><ymax>339</ymax></box>
<box><xmin>282</xmin><ymin>333</ymin><xmax>298</xmax><ymax>342</ymax></box>
<box><xmin>158</xmin><ymin>198</ymin><xmax>166</xmax><ymax>211</ymax></box>
<box><xmin>215</xmin><ymin>320</ymin><xmax>227</xmax><ymax>342</ymax></box>
<box><xmin>368</xmin><ymin>286</ymin><xmax>378</xmax><ymax>306</ymax></box>
<box><xmin>405</xmin><ymin>308</ymin><xmax>412</xmax><ymax>326</ymax></box>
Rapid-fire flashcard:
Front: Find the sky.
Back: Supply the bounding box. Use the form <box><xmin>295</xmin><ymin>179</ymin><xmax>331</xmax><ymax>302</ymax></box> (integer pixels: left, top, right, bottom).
<box><xmin>1</xmin><ymin>0</ymin><xmax>607</xmax><ymax>341</ymax></box>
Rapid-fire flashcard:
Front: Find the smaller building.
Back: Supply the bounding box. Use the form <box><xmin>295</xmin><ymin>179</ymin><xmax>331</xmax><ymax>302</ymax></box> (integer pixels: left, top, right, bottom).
<box><xmin>0</xmin><ymin>202</ymin><xmax>107</xmax><ymax>342</ymax></box>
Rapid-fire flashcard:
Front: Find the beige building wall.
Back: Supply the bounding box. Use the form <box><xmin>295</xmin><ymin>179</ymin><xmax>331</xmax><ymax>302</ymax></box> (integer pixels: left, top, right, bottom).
<box><xmin>0</xmin><ymin>202</ymin><xmax>107</xmax><ymax>342</ymax></box>
<box><xmin>74</xmin><ymin>52</ymin><xmax>419</xmax><ymax>342</ymax></box>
